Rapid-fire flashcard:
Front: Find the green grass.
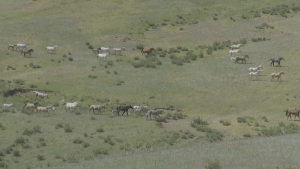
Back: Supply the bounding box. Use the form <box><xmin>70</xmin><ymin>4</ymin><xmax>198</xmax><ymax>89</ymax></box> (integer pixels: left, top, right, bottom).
<box><xmin>1</xmin><ymin>0</ymin><xmax>300</xmax><ymax>168</ymax></box>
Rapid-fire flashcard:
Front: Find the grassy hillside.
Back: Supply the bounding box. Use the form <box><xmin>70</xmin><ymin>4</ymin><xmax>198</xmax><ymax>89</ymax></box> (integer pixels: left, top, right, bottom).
<box><xmin>1</xmin><ymin>0</ymin><xmax>300</xmax><ymax>168</ymax></box>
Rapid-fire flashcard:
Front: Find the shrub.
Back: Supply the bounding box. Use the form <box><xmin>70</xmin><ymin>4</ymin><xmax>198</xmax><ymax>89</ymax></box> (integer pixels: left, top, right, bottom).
<box><xmin>94</xmin><ymin>148</ymin><xmax>108</xmax><ymax>156</ymax></box>
<box><xmin>15</xmin><ymin>137</ymin><xmax>26</xmax><ymax>144</ymax></box>
<box><xmin>206</xmin><ymin>130</ymin><xmax>224</xmax><ymax>142</ymax></box>
<box><xmin>136</xmin><ymin>44</ymin><xmax>144</xmax><ymax>50</ymax></box>
<box><xmin>206</xmin><ymin>47</ymin><xmax>213</xmax><ymax>55</ymax></box>
<box><xmin>13</xmin><ymin>150</ymin><xmax>20</xmax><ymax>156</ymax></box>
<box><xmin>29</xmin><ymin>84</ymin><xmax>37</xmax><ymax>88</ymax></box>
<box><xmin>83</xmin><ymin>142</ymin><xmax>90</xmax><ymax>148</ymax></box>
<box><xmin>68</xmin><ymin>57</ymin><xmax>73</xmax><ymax>61</ymax></box>
<box><xmin>96</xmin><ymin>127</ymin><xmax>104</xmax><ymax>133</ymax></box>
<box><xmin>191</xmin><ymin>117</ymin><xmax>209</xmax><ymax>126</ymax></box>
<box><xmin>260</xmin><ymin>126</ymin><xmax>282</xmax><ymax>136</ymax></box>
<box><xmin>243</xmin><ymin>133</ymin><xmax>251</xmax><ymax>138</ymax></box>
<box><xmin>237</xmin><ymin>117</ymin><xmax>247</xmax><ymax>123</ymax></box>
<box><xmin>64</xmin><ymin>124</ymin><xmax>73</xmax><ymax>133</ymax></box>
<box><xmin>14</xmin><ymin>79</ymin><xmax>25</xmax><ymax>85</ymax></box>
<box><xmin>73</xmin><ymin>138</ymin><xmax>83</xmax><ymax>144</ymax></box>
<box><xmin>220</xmin><ymin>120</ymin><xmax>231</xmax><ymax>126</ymax></box>
<box><xmin>205</xmin><ymin>159</ymin><xmax>221</xmax><ymax>169</ymax></box>
<box><xmin>37</xmin><ymin>154</ymin><xmax>45</xmax><ymax>161</ymax></box>
<box><xmin>156</xmin><ymin>122</ymin><xmax>163</xmax><ymax>128</ymax></box>
<box><xmin>155</xmin><ymin>116</ymin><xmax>167</xmax><ymax>123</ymax></box>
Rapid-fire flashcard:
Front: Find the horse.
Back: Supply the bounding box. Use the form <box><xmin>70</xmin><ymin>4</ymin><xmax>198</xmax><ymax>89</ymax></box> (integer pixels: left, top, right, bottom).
<box><xmin>98</xmin><ymin>53</ymin><xmax>109</xmax><ymax>60</ymax></box>
<box><xmin>3</xmin><ymin>103</ymin><xmax>13</xmax><ymax>108</ymax></box>
<box><xmin>141</xmin><ymin>48</ymin><xmax>155</xmax><ymax>55</ymax></box>
<box><xmin>100</xmin><ymin>46</ymin><xmax>112</xmax><ymax>53</ymax></box>
<box><xmin>35</xmin><ymin>91</ymin><xmax>48</xmax><ymax>99</ymax></box>
<box><xmin>270</xmin><ymin>71</ymin><xmax>284</xmax><ymax>81</ymax></box>
<box><xmin>113</xmin><ymin>47</ymin><xmax>125</xmax><ymax>55</ymax></box>
<box><xmin>36</xmin><ymin>106</ymin><xmax>54</xmax><ymax>115</ymax></box>
<box><xmin>235</xmin><ymin>55</ymin><xmax>249</xmax><ymax>63</ymax></box>
<box><xmin>230</xmin><ymin>56</ymin><xmax>237</xmax><ymax>62</ymax></box>
<box><xmin>146</xmin><ymin>109</ymin><xmax>164</xmax><ymax>120</ymax></box>
<box><xmin>285</xmin><ymin>109</ymin><xmax>300</xmax><ymax>120</ymax></box>
<box><xmin>230</xmin><ymin>44</ymin><xmax>242</xmax><ymax>50</ymax></box>
<box><xmin>248</xmin><ymin>65</ymin><xmax>263</xmax><ymax>72</ymax></box>
<box><xmin>249</xmin><ymin>70</ymin><xmax>263</xmax><ymax>80</ymax></box>
<box><xmin>46</xmin><ymin>45</ymin><xmax>58</xmax><ymax>53</ymax></box>
<box><xmin>269</xmin><ymin>57</ymin><xmax>284</xmax><ymax>67</ymax></box>
<box><xmin>23</xmin><ymin>102</ymin><xmax>39</xmax><ymax>111</ymax></box>
<box><xmin>116</xmin><ymin>105</ymin><xmax>133</xmax><ymax>116</ymax></box>
<box><xmin>21</xmin><ymin>49</ymin><xmax>34</xmax><ymax>57</ymax></box>
<box><xmin>16</xmin><ymin>43</ymin><xmax>29</xmax><ymax>51</ymax></box>
<box><xmin>8</xmin><ymin>44</ymin><xmax>16</xmax><ymax>51</ymax></box>
<box><xmin>228</xmin><ymin>49</ymin><xmax>241</xmax><ymax>56</ymax></box>
<box><xmin>89</xmin><ymin>105</ymin><xmax>105</xmax><ymax>114</ymax></box>
<box><xmin>65</xmin><ymin>102</ymin><xmax>80</xmax><ymax>112</ymax></box>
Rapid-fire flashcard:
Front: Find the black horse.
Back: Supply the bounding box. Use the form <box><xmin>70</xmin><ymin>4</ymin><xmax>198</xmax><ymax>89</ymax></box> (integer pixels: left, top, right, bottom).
<box><xmin>116</xmin><ymin>105</ymin><xmax>133</xmax><ymax>116</ymax></box>
<box><xmin>269</xmin><ymin>57</ymin><xmax>284</xmax><ymax>67</ymax></box>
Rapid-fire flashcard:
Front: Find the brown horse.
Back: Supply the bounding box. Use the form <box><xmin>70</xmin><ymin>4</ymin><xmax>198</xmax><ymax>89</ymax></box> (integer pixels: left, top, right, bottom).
<box><xmin>141</xmin><ymin>48</ymin><xmax>155</xmax><ymax>55</ymax></box>
<box><xmin>285</xmin><ymin>109</ymin><xmax>300</xmax><ymax>120</ymax></box>
<box><xmin>89</xmin><ymin>105</ymin><xmax>105</xmax><ymax>114</ymax></box>
<box><xmin>235</xmin><ymin>55</ymin><xmax>249</xmax><ymax>63</ymax></box>
<box><xmin>21</xmin><ymin>49</ymin><xmax>34</xmax><ymax>57</ymax></box>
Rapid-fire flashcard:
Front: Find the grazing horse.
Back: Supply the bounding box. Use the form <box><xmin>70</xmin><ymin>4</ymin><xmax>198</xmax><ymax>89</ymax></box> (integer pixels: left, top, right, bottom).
<box><xmin>269</xmin><ymin>57</ymin><xmax>284</xmax><ymax>67</ymax></box>
<box><xmin>146</xmin><ymin>109</ymin><xmax>164</xmax><ymax>120</ymax></box>
<box><xmin>92</xmin><ymin>48</ymin><xmax>101</xmax><ymax>54</ymax></box>
<box><xmin>285</xmin><ymin>109</ymin><xmax>300</xmax><ymax>121</ymax></box>
<box><xmin>65</xmin><ymin>102</ymin><xmax>80</xmax><ymax>112</ymax></box>
<box><xmin>270</xmin><ymin>71</ymin><xmax>284</xmax><ymax>81</ymax></box>
<box><xmin>8</xmin><ymin>44</ymin><xmax>16</xmax><ymax>50</ymax></box>
<box><xmin>89</xmin><ymin>105</ymin><xmax>105</xmax><ymax>114</ymax></box>
<box><xmin>100</xmin><ymin>46</ymin><xmax>112</xmax><ymax>53</ymax></box>
<box><xmin>116</xmin><ymin>105</ymin><xmax>133</xmax><ymax>116</ymax></box>
<box><xmin>235</xmin><ymin>55</ymin><xmax>249</xmax><ymax>63</ymax></box>
<box><xmin>23</xmin><ymin>102</ymin><xmax>39</xmax><ymax>111</ymax></box>
<box><xmin>21</xmin><ymin>49</ymin><xmax>34</xmax><ymax>57</ymax></box>
<box><xmin>141</xmin><ymin>48</ymin><xmax>155</xmax><ymax>55</ymax></box>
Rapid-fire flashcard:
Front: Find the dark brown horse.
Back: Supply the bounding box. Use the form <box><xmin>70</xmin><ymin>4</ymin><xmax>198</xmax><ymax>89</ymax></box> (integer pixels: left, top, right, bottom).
<box><xmin>269</xmin><ymin>57</ymin><xmax>284</xmax><ymax>67</ymax></box>
<box><xmin>21</xmin><ymin>49</ymin><xmax>34</xmax><ymax>57</ymax></box>
<box><xmin>141</xmin><ymin>48</ymin><xmax>155</xmax><ymax>55</ymax></box>
<box><xmin>235</xmin><ymin>55</ymin><xmax>249</xmax><ymax>63</ymax></box>
<box><xmin>285</xmin><ymin>109</ymin><xmax>300</xmax><ymax>120</ymax></box>
<box><xmin>116</xmin><ymin>105</ymin><xmax>133</xmax><ymax>116</ymax></box>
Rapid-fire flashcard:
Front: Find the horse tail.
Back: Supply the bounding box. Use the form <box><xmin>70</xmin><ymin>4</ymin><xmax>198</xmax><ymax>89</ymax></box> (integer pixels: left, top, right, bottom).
<box><xmin>285</xmin><ymin>109</ymin><xmax>289</xmax><ymax>116</ymax></box>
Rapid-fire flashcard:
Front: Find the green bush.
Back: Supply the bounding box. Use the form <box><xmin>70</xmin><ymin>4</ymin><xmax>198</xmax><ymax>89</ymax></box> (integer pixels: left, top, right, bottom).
<box><xmin>205</xmin><ymin>159</ymin><xmax>221</xmax><ymax>169</ymax></box>
<box><xmin>220</xmin><ymin>120</ymin><xmax>231</xmax><ymax>126</ymax></box>
<box><xmin>237</xmin><ymin>117</ymin><xmax>247</xmax><ymax>123</ymax></box>
<box><xmin>206</xmin><ymin>130</ymin><xmax>224</xmax><ymax>142</ymax></box>
<box><xmin>73</xmin><ymin>138</ymin><xmax>83</xmax><ymax>144</ymax></box>
<box><xmin>13</xmin><ymin>79</ymin><xmax>25</xmax><ymax>85</ymax></box>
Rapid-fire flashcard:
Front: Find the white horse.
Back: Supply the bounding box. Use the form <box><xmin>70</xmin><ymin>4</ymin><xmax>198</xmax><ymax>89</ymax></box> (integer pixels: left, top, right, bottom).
<box><xmin>16</xmin><ymin>43</ymin><xmax>29</xmax><ymax>51</ymax></box>
<box><xmin>249</xmin><ymin>70</ymin><xmax>263</xmax><ymax>80</ymax></box>
<box><xmin>230</xmin><ymin>44</ymin><xmax>242</xmax><ymax>50</ymax></box>
<box><xmin>46</xmin><ymin>45</ymin><xmax>58</xmax><ymax>53</ymax></box>
<box><xmin>270</xmin><ymin>71</ymin><xmax>285</xmax><ymax>81</ymax></box>
<box><xmin>3</xmin><ymin>103</ymin><xmax>13</xmax><ymax>108</ymax></box>
<box><xmin>36</xmin><ymin>106</ymin><xmax>54</xmax><ymax>115</ymax></box>
<box><xmin>248</xmin><ymin>65</ymin><xmax>263</xmax><ymax>72</ymax></box>
<box><xmin>100</xmin><ymin>46</ymin><xmax>112</xmax><ymax>53</ymax></box>
<box><xmin>230</xmin><ymin>56</ymin><xmax>237</xmax><ymax>62</ymax></box>
<box><xmin>113</xmin><ymin>47</ymin><xmax>125</xmax><ymax>55</ymax></box>
<box><xmin>98</xmin><ymin>53</ymin><xmax>109</xmax><ymax>60</ymax></box>
<box><xmin>34</xmin><ymin>91</ymin><xmax>48</xmax><ymax>99</ymax></box>
<box><xmin>65</xmin><ymin>102</ymin><xmax>80</xmax><ymax>112</ymax></box>
<box><xmin>228</xmin><ymin>49</ymin><xmax>241</xmax><ymax>56</ymax></box>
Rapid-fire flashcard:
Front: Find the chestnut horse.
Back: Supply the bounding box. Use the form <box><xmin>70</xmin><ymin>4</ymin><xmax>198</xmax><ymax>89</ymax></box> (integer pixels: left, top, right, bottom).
<box><xmin>21</xmin><ymin>49</ymin><xmax>34</xmax><ymax>57</ymax></box>
<box><xmin>285</xmin><ymin>109</ymin><xmax>300</xmax><ymax>120</ymax></box>
<box><xmin>141</xmin><ymin>48</ymin><xmax>155</xmax><ymax>55</ymax></box>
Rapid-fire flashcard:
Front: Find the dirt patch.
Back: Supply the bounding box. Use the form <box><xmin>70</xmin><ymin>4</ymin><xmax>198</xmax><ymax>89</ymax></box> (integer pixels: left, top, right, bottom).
<box><xmin>3</xmin><ymin>88</ymin><xmax>65</xmax><ymax>98</ymax></box>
